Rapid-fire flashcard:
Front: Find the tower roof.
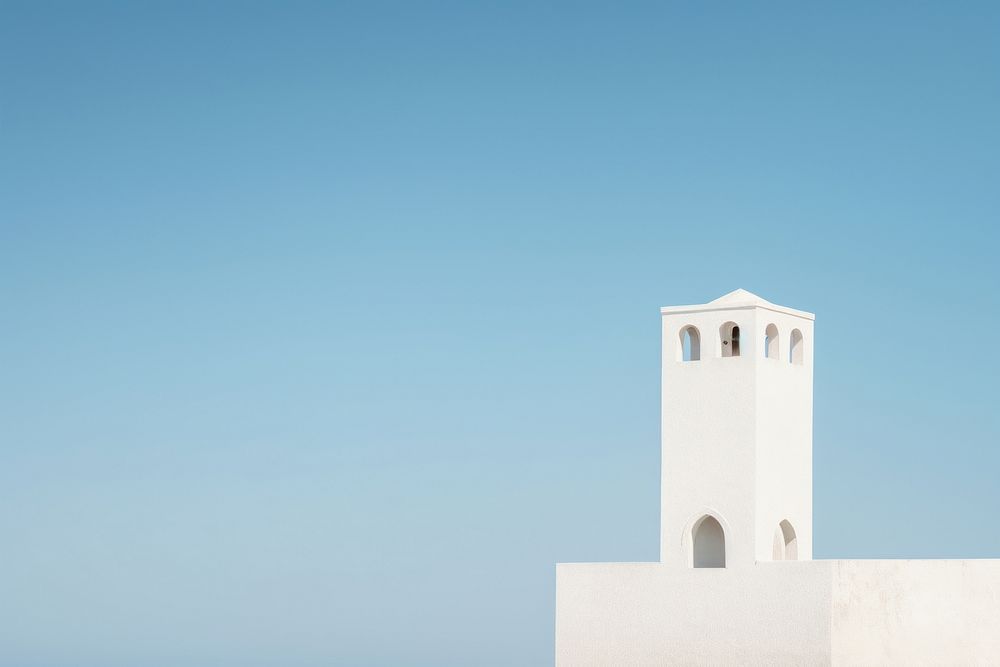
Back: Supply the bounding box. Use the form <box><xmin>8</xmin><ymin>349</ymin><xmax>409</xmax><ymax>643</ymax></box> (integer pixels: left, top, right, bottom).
<box><xmin>708</xmin><ymin>288</ymin><xmax>774</xmax><ymax>307</ymax></box>
<box><xmin>660</xmin><ymin>289</ymin><xmax>814</xmax><ymax>320</ymax></box>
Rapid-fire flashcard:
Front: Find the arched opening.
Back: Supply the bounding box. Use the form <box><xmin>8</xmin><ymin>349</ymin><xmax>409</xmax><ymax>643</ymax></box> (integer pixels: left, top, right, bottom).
<box><xmin>789</xmin><ymin>329</ymin><xmax>803</xmax><ymax>365</ymax></box>
<box><xmin>764</xmin><ymin>324</ymin><xmax>779</xmax><ymax>359</ymax></box>
<box><xmin>720</xmin><ymin>322</ymin><xmax>740</xmax><ymax>358</ymax></box>
<box><xmin>678</xmin><ymin>326</ymin><xmax>701</xmax><ymax>362</ymax></box>
<box><xmin>771</xmin><ymin>520</ymin><xmax>798</xmax><ymax>561</ymax></box>
<box><xmin>692</xmin><ymin>515</ymin><xmax>726</xmax><ymax>568</ymax></box>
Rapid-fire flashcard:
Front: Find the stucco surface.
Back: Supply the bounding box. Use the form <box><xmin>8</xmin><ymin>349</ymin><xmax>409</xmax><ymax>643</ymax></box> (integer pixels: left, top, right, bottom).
<box><xmin>556</xmin><ymin>561</ymin><xmax>832</xmax><ymax>666</ymax></box>
<box><xmin>555</xmin><ymin>560</ymin><xmax>1000</xmax><ymax>666</ymax></box>
<box><xmin>830</xmin><ymin>559</ymin><xmax>1000</xmax><ymax>665</ymax></box>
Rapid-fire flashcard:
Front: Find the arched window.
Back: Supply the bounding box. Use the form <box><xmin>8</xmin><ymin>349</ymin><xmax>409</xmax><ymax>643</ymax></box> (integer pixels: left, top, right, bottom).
<box><xmin>720</xmin><ymin>322</ymin><xmax>740</xmax><ymax>357</ymax></box>
<box><xmin>771</xmin><ymin>520</ymin><xmax>798</xmax><ymax>561</ymax></box>
<box><xmin>764</xmin><ymin>324</ymin><xmax>779</xmax><ymax>359</ymax></box>
<box><xmin>678</xmin><ymin>326</ymin><xmax>701</xmax><ymax>362</ymax></box>
<box><xmin>692</xmin><ymin>515</ymin><xmax>726</xmax><ymax>568</ymax></box>
<box><xmin>789</xmin><ymin>329</ymin><xmax>803</xmax><ymax>365</ymax></box>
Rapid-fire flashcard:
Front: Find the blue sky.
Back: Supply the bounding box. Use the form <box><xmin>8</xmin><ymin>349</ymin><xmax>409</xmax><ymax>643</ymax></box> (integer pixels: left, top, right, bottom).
<box><xmin>2</xmin><ymin>2</ymin><xmax>999</xmax><ymax>665</ymax></box>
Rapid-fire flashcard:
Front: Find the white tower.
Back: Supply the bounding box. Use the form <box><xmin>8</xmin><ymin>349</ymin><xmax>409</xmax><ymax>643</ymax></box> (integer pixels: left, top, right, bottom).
<box><xmin>557</xmin><ymin>291</ymin><xmax>1000</xmax><ymax>664</ymax></box>
<box><xmin>659</xmin><ymin>289</ymin><xmax>814</xmax><ymax>567</ymax></box>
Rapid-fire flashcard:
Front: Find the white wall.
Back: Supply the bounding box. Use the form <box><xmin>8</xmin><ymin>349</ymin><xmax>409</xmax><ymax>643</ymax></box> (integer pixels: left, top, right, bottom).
<box><xmin>754</xmin><ymin>309</ymin><xmax>814</xmax><ymax>562</ymax></box>
<box><xmin>831</xmin><ymin>560</ymin><xmax>1000</xmax><ymax>664</ymax></box>
<box><xmin>661</xmin><ymin>308</ymin><xmax>757</xmax><ymax>568</ymax></box>
<box><xmin>556</xmin><ymin>562</ymin><xmax>832</xmax><ymax>666</ymax></box>
<box><xmin>555</xmin><ymin>560</ymin><xmax>1000</xmax><ymax>666</ymax></box>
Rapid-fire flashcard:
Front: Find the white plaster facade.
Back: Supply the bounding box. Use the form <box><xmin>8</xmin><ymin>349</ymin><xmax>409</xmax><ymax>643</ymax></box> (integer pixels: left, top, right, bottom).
<box><xmin>555</xmin><ymin>290</ymin><xmax>1000</xmax><ymax>666</ymax></box>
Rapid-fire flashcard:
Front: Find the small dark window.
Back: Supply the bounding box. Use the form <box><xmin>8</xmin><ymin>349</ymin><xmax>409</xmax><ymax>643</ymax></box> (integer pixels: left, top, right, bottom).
<box><xmin>720</xmin><ymin>322</ymin><xmax>741</xmax><ymax>358</ymax></box>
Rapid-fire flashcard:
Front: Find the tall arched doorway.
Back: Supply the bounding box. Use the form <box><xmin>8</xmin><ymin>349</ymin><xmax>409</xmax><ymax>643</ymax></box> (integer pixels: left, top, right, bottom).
<box><xmin>692</xmin><ymin>515</ymin><xmax>726</xmax><ymax>568</ymax></box>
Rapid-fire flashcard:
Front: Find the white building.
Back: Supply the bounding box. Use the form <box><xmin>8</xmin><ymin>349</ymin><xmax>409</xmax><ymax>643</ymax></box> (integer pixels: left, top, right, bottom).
<box><xmin>555</xmin><ymin>289</ymin><xmax>1000</xmax><ymax>665</ymax></box>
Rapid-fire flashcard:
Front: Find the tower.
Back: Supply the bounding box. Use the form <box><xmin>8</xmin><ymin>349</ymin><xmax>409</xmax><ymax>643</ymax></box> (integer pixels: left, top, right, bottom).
<box><xmin>558</xmin><ymin>290</ymin><xmax>1000</xmax><ymax>664</ymax></box>
<box><xmin>659</xmin><ymin>289</ymin><xmax>814</xmax><ymax>567</ymax></box>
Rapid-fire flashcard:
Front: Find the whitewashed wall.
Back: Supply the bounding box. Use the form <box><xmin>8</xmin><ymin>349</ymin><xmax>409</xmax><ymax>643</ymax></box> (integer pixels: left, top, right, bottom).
<box><xmin>556</xmin><ymin>560</ymin><xmax>1000</xmax><ymax>665</ymax></box>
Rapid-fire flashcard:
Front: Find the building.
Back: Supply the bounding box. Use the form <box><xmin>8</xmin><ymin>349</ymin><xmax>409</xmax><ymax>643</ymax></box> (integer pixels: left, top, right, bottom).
<box><xmin>555</xmin><ymin>289</ymin><xmax>1000</xmax><ymax>665</ymax></box>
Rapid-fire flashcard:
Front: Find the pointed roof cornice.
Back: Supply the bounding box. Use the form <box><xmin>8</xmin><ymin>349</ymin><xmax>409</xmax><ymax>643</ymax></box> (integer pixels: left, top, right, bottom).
<box><xmin>660</xmin><ymin>289</ymin><xmax>815</xmax><ymax>320</ymax></box>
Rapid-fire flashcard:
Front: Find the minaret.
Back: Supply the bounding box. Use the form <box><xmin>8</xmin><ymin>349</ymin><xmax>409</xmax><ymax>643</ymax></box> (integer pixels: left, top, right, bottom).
<box><xmin>659</xmin><ymin>289</ymin><xmax>814</xmax><ymax>568</ymax></box>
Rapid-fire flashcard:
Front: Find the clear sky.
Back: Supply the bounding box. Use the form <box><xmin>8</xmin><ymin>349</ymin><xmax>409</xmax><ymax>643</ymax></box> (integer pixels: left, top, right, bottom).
<box><xmin>2</xmin><ymin>2</ymin><xmax>999</xmax><ymax>665</ymax></box>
